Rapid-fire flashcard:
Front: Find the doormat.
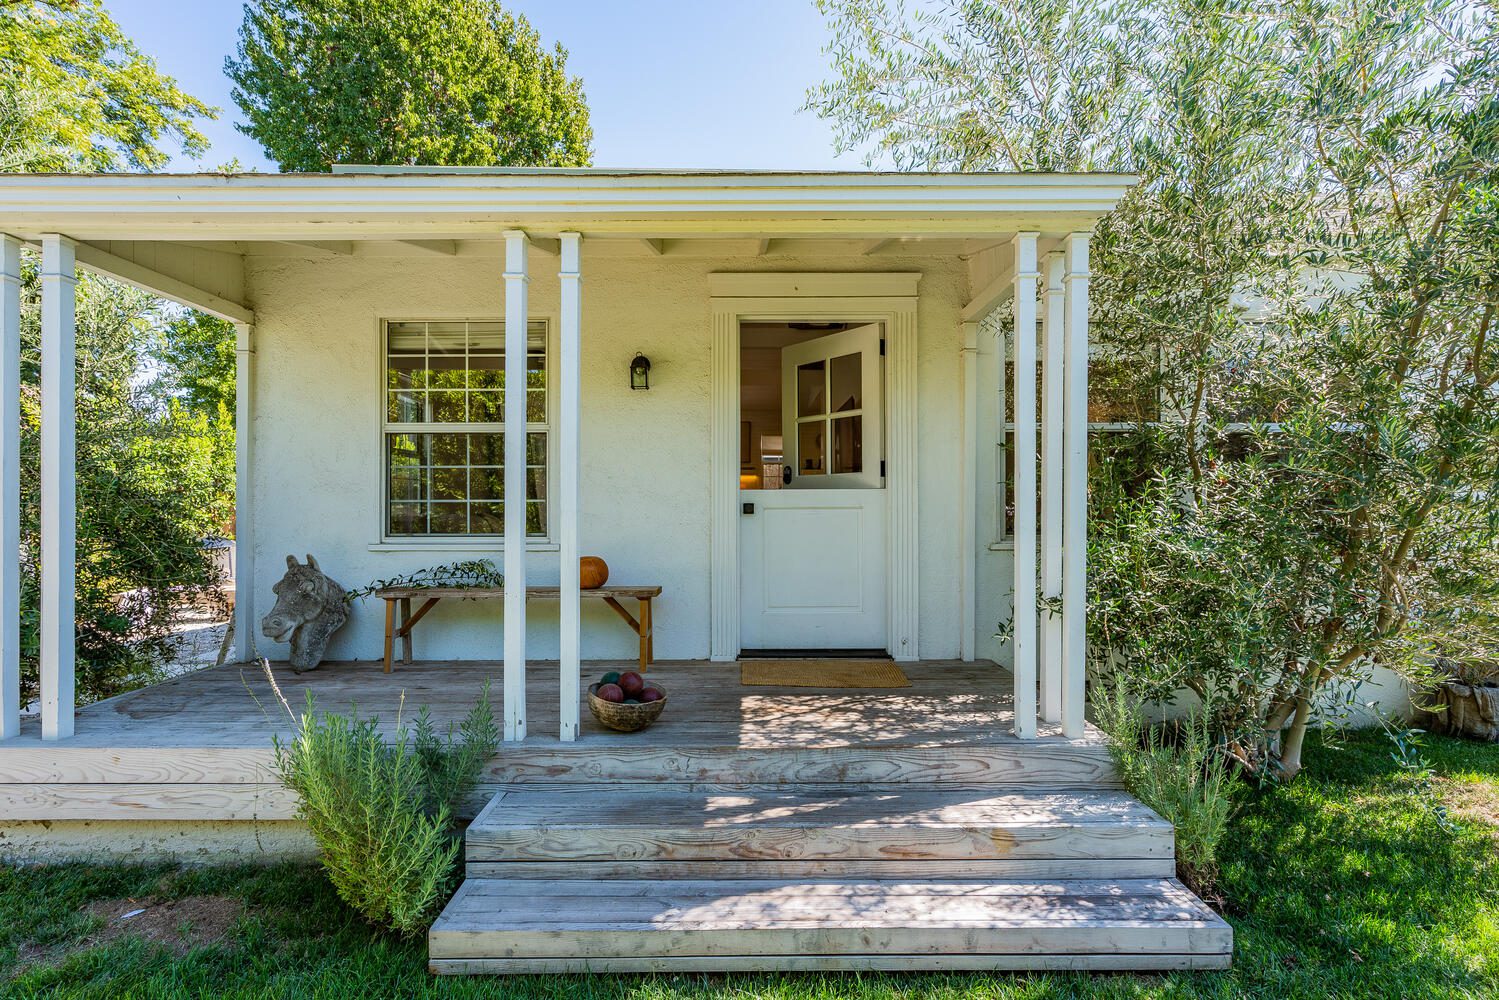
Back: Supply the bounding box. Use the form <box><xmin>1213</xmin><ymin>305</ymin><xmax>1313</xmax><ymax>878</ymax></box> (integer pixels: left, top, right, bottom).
<box><xmin>739</xmin><ymin>659</ymin><xmax>910</xmax><ymax>688</ymax></box>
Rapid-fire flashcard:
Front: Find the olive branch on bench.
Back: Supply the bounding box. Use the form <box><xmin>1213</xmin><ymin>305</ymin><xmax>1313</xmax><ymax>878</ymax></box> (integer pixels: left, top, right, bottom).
<box><xmin>345</xmin><ymin>559</ymin><xmax>505</xmax><ymax>603</ymax></box>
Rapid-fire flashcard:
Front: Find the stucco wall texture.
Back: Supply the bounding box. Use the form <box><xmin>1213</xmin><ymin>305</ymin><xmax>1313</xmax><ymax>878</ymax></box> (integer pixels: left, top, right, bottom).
<box><xmin>244</xmin><ymin>250</ymin><xmax>987</xmax><ymax>666</ymax></box>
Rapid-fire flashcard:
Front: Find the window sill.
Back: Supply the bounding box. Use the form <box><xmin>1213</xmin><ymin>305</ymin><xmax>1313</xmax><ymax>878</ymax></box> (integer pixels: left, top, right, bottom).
<box><xmin>988</xmin><ymin>541</ymin><xmax>1015</xmax><ymax>551</ymax></box>
<box><xmin>367</xmin><ymin>539</ymin><xmax>560</xmax><ymax>554</ymax></box>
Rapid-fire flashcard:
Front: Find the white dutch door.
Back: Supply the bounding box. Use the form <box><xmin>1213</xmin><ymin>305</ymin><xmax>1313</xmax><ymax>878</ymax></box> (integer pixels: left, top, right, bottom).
<box><xmin>740</xmin><ymin>324</ymin><xmax>887</xmax><ymax>650</ymax></box>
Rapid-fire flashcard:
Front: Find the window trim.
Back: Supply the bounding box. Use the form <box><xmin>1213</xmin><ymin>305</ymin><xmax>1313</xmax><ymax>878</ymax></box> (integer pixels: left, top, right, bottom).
<box><xmin>373</xmin><ymin>314</ymin><xmax>559</xmax><ymax>550</ymax></box>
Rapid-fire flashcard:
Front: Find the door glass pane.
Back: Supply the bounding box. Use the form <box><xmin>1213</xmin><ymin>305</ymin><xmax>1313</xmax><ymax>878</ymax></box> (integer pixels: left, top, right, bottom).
<box><xmin>797</xmin><ymin>360</ymin><xmax>826</xmax><ymax>417</ymax></box>
<box><xmin>829</xmin><ymin>352</ymin><xmax>861</xmax><ymax>412</ymax></box>
<box><xmin>798</xmin><ymin>421</ymin><xmax>826</xmax><ymax>475</ymax></box>
<box><xmin>831</xmin><ymin>414</ymin><xmax>862</xmax><ymax>474</ymax></box>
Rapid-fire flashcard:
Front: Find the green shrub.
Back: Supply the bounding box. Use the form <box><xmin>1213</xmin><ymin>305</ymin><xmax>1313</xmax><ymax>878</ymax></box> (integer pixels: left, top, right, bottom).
<box><xmin>1095</xmin><ymin>683</ymin><xmax>1234</xmax><ymax>895</ymax></box>
<box><xmin>271</xmin><ymin>679</ymin><xmax>499</xmax><ymax>936</ymax></box>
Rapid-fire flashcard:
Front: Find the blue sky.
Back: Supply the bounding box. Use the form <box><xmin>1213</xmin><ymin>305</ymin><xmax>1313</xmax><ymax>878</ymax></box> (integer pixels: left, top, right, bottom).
<box><xmin>106</xmin><ymin>0</ymin><xmax>865</xmax><ymax>172</ymax></box>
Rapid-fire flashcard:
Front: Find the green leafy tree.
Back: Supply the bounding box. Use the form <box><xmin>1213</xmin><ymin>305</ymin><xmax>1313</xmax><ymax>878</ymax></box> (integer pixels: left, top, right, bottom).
<box><xmin>15</xmin><ymin>270</ymin><xmax>236</xmax><ymax>704</ymax></box>
<box><xmin>3</xmin><ymin>0</ymin><xmax>235</xmax><ymax>702</ymax></box>
<box><xmin>813</xmin><ymin>0</ymin><xmax>1499</xmax><ymax>779</ymax></box>
<box><xmin>0</xmin><ymin>0</ymin><xmax>213</xmax><ymax>171</ymax></box>
<box><xmin>149</xmin><ymin>309</ymin><xmax>238</xmax><ymax>420</ymax></box>
<box><xmin>226</xmin><ymin>0</ymin><xmax>593</xmax><ymax>171</ymax></box>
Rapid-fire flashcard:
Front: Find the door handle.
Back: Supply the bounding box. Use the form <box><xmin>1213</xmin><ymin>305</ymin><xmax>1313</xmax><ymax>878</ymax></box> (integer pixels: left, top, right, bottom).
<box><xmin>742</xmin><ymin>502</ymin><xmax>755</xmax><ymax>515</ymax></box>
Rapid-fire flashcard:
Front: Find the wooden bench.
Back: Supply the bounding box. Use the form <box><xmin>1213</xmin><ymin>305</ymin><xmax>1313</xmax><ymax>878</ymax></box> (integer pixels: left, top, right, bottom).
<box><xmin>376</xmin><ymin>585</ymin><xmax>662</xmax><ymax>674</ymax></box>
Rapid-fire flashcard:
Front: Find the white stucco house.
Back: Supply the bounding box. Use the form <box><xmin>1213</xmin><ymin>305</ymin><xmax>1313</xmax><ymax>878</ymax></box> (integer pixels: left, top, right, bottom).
<box><xmin>0</xmin><ymin>168</ymin><xmax>1239</xmax><ymax>972</ymax></box>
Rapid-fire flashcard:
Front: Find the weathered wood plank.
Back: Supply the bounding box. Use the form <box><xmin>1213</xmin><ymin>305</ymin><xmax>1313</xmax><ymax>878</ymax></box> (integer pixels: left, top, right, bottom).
<box><xmin>428</xmin><ymin>877</ymin><xmax>1232</xmax><ymax>960</ymax></box>
<box><xmin>461</xmin><ymin>858</ymin><xmax>1178</xmax><ymax>880</ymax></box>
<box><xmin>0</xmin><ymin>782</ymin><xmax>297</xmax><ymax>820</ymax></box>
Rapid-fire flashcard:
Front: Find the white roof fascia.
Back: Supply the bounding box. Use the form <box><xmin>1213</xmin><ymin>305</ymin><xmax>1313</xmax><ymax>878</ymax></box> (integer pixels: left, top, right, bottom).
<box><xmin>0</xmin><ymin>170</ymin><xmax>1138</xmax><ymax>242</ymax></box>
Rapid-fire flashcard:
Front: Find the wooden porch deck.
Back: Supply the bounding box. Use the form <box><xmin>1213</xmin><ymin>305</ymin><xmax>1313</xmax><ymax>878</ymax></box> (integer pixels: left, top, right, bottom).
<box><xmin>0</xmin><ymin>658</ymin><xmax>1117</xmax><ymax>821</ymax></box>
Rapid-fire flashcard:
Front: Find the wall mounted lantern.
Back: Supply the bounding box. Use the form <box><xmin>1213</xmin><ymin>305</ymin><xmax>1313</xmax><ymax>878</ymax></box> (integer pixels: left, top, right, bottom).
<box><xmin>629</xmin><ymin>353</ymin><xmax>652</xmax><ymax>390</ymax></box>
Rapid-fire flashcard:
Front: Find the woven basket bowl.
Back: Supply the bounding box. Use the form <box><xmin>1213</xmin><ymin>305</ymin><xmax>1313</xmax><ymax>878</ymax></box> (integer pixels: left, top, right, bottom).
<box><xmin>587</xmin><ymin>681</ymin><xmax>667</xmax><ymax>733</ymax></box>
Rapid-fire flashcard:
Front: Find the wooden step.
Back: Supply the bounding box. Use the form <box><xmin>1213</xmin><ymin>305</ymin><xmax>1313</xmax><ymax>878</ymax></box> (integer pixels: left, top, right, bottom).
<box><xmin>464</xmin><ymin>785</ymin><xmax>1172</xmax><ymax>867</ymax></box>
<box><xmin>428</xmin><ymin>877</ymin><xmax>1233</xmax><ymax>973</ymax></box>
<box><xmin>483</xmin><ymin>741</ymin><xmax>1120</xmax><ymax>787</ymax></box>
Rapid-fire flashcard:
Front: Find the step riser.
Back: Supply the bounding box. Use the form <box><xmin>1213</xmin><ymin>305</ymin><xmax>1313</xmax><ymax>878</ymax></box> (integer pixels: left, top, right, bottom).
<box><xmin>463</xmin><ymin>858</ymin><xmax>1178</xmax><ymax>880</ymax></box>
<box><xmin>432</xmin><ymin>954</ymin><xmax>1232</xmax><ymax>974</ymax></box>
<box><xmin>429</xmin><ymin>924</ymin><xmax>1231</xmax><ymax>962</ymax></box>
<box><xmin>465</xmin><ymin>826</ymin><xmax>1173</xmax><ymax>864</ymax></box>
<box><xmin>483</xmin><ymin>746</ymin><xmax>1120</xmax><ymax>787</ymax></box>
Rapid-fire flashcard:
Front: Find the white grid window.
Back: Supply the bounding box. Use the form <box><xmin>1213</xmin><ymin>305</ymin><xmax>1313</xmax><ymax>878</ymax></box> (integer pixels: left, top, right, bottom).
<box><xmin>383</xmin><ymin>319</ymin><xmax>548</xmax><ymax>538</ymax></box>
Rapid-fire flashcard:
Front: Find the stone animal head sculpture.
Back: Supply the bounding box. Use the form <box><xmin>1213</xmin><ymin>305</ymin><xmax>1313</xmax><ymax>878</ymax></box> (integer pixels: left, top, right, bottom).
<box><xmin>262</xmin><ymin>554</ymin><xmax>349</xmax><ymax>672</ymax></box>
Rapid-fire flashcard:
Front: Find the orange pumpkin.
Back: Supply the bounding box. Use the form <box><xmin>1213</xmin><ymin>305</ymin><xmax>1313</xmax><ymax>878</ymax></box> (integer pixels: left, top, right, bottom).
<box><xmin>580</xmin><ymin>555</ymin><xmax>610</xmax><ymax>589</ymax></box>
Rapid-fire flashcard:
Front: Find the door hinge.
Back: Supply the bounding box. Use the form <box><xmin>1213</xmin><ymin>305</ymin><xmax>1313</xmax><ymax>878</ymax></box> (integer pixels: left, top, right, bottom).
<box><xmin>880</xmin><ymin>460</ymin><xmax>887</xmax><ymax>477</ymax></box>
<box><xmin>880</xmin><ymin>339</ymin><xmax>886</xmax><ymax>357</ymax></box>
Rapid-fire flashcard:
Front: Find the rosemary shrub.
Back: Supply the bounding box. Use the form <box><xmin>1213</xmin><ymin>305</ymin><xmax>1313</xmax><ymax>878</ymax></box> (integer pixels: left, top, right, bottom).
<box><xmin>1094</xmin><ymin>683</ymin><xmax>1234</xmax><ymax>896</ymax></box>
<box><xmin>271</xmin><ymin>677</ymin><xmax>499</xmax><ymax>935</ymax></box>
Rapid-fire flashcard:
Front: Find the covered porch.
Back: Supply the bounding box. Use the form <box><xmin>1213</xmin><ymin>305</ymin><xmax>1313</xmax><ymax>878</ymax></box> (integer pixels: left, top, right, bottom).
<box><xmin>0</xmin><ymin>167</ymin><xmax>1126</xmax><ymax>751</ymax></box>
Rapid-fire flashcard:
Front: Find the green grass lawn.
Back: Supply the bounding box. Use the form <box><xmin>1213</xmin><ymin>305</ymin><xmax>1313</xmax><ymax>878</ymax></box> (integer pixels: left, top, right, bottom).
<box><xmin>2</xmin><ymin>730</ymin><xmax>1496</xmax><ymax>999</ymax></box>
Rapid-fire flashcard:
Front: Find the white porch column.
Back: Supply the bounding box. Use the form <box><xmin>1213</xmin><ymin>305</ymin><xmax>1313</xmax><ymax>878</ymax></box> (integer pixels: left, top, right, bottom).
<box><xmin>1061</xmin><ymin>232</ymin><xmax>1091</xmax><ymax>738</ymax></box>
<box><xmin>502</xmin><ymin>231</ymin><xmax>530</xmax><ymax>741</ymax></box>
<box><xmin>0</xmin><ymin>235</ymin><xmax>20</xmax><ymax>740</ymax></box>
<box><xmin>1039</xmin><ymin>251</ymin><xmax>1066</xmax><ymax>724</ymax></box>
<box><xmin>40</xmin><ymin>234</ymin><xmax>77</xmax><ymax>741</ymax></box>
<box><xmin>1010</xmin><ymin>232</ymin><xmax>1039</xmax><ymax>739</ymax></box>
<box><xmin>558</xmin><ymin>232</ymin><xmax>582</xmax><ymax>741</ymax></box>
<box><xmin>233</xmin><ymin>321</ymin><xmax>255</xmax><ymax>664</ymax></box>
<box><xmin>959</xmin><ymin>320</ymin><xmax>980</xmax><ymax>662</ymax></box>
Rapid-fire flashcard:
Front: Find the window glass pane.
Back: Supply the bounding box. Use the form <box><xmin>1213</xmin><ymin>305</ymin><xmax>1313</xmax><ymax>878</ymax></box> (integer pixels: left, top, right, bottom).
<box><xmin>384</xmin><ymin>320</ymin><xmax>549</xmax><ymax>537</ymax></box>
<box><xmin>829</xmin><ymin>353</ymin><xmax>861</xmax><ymax>412</ymax></box>
<box><xmin>831</xmin><ymin>414</ymin><xmax>862</xmax><ymax>474</ymax></box>
<box><xmin>797</xmin><ymin>360</ymin><xmax>826</xmax><ymax>417</ymax></box>
<box><xmin>798</xmin><ymin>420</ymin><xmax>826</xmax><ymax>475</ymax></box>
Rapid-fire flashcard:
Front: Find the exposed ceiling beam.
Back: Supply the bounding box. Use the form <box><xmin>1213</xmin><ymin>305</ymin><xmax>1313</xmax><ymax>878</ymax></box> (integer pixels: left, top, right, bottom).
<box><xmin>72</xmin><ymin>242</ymin><xmax>254</xmax><ymax>324</ymax></box>
<box><xmin>396</xmin><ymin>239</ymin><xmax>458</xmax><ymax>256</ymax></box>
<box><xmin>274</xmin><ymin>240</ymin><xmax>353</xmax><ymax>256</ymax></box>
<box><xmin>641</xmin><ymin>238</ymin><xmax>665</xmax><ymax>255</ymax></box>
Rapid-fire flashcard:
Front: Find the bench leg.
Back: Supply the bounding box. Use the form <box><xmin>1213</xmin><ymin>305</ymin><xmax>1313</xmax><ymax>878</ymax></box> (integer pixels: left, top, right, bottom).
<box><xmin>383</xmin><ymin>599</ymin><xmax>395</xmax><ymax>674</ymax></box>
<box><xmin>639</xmin><ymin>598</ymin><xmax>653</xmax><ymax>671</ymax></box>
<box><xmin>400</xmin><ymin>597</ymin><xmax>413</xmax><ymax>664</ymax></box>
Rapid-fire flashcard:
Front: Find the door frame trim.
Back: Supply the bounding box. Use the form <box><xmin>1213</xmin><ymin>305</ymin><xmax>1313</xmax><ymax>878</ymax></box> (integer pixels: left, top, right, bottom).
<box><xmin>709</xmin><ymin>274</ymin><xmax>920</xmax><ymax>662</ymax></box>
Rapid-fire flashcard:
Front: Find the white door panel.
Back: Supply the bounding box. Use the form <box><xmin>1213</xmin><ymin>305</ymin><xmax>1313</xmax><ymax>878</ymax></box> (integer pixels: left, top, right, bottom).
<box><xmin>739</xmin><ymin>489</ymin><xmax>887</xmax><ymax>649</ymax></box>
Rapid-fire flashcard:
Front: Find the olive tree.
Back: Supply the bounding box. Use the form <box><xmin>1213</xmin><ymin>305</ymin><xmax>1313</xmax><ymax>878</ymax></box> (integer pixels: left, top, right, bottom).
<box><xmin>812</xmin><ymin>0</ymin><xmax>1499</xmax><ymax>778</ymax></box>
<box><xmin>227</xmin><ymin>0</ymin><xmax>593</xmax><ymax>171</ymax></box>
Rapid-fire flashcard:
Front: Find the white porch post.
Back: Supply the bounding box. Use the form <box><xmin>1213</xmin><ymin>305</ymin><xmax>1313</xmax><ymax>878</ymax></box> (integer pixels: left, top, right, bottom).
<box><xmin>1039</xmin><ymin>251</ymin><xmax>1066</xmax><ymax>724</ymax></box>
<box><xmin>1061</xmin><ymin>232</ymin><xmax>1091</xmax><ymax>738</ymax></box>
<box><xmin>1010</xmin><ymin>232</ymin><xmax>1039</xmax><ymax>739</ymax></box>
<box><xmin>502</xmin><ymin>231</ymin><xmax>530</xmax><ymax>741</ymax></box>
<box><xmin>558</xmin><ymin>232</ymin><xmax>581</xmax><ymax>741</ymax></box>
<box><xmin>0</xmin><ymin>235</ymin><xmax>20</xmax><ymax>739</ymax></box>
<box><xmin>233</xmin><ymin>321</ymin><xmax>255</xmax><ymax>664</ymax></box>
<box><xmin>40</xmin><ymin>234</ymin><xmax>77</xmax><ymax>741</ymax></box>
<box><xmin>959</xmin><ymin>320</ymin><xmax>979</xmax><ymax>663</ymax></box>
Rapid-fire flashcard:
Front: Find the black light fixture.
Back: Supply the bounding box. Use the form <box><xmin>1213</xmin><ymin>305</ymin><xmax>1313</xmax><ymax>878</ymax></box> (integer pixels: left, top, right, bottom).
<box><xmin>629</xmin><ymin>353</ymin><xmax>652</xmax><ymax>390</ymax></box>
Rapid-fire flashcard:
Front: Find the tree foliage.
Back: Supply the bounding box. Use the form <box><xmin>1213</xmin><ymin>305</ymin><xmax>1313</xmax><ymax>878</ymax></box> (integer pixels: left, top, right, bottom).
<box><xmin>226</xmin><ymin>0</ymin><xmax>593</xmax><ymax>171</ymax></box>
<box><xmin>0</xmin><ymin>0</ymin><xmax>213</xmax><ymax>171</ymax></box>
<box><xmin>3</xmin><ymin>0</ymin><xmax>235</xmax><ymax>703</ymax></box>
<box><xmin>813</xmin><ymin>0</ymin><xmax>1499</xmax><ymax>778</ymax></box>
<box><xmin>15</xmin><ymin>266</ymin><xmax>235</xmax><ymax>705</ymax></box>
